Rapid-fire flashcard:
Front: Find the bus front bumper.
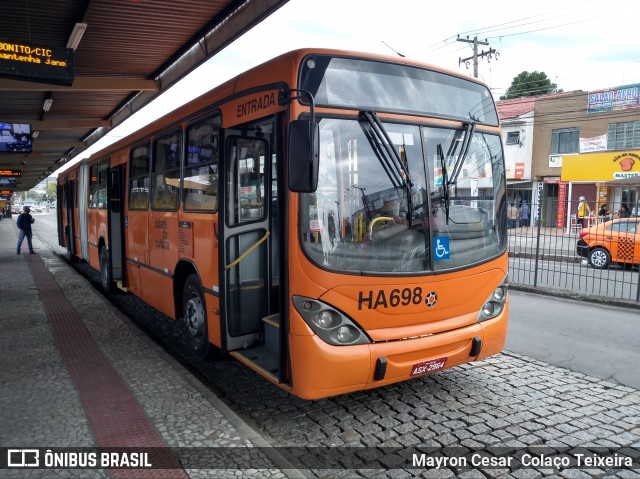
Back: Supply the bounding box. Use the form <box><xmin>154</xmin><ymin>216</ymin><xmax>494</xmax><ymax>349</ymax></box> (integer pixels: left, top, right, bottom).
<box><xmin>289</xmin><ymin>308</ymin><xmax>508</xmax><ymax>400</ymax></box>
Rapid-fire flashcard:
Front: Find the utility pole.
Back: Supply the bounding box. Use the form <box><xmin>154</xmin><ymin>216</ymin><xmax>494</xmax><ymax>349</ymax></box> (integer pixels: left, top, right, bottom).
<box><xmin>457</xmin><ymin>36</ymin><xmax>498</xmax><ymax>78</ymax></box>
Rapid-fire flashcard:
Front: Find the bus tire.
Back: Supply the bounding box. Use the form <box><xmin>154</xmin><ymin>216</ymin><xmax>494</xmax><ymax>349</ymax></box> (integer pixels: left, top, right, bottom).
<box><xmin>99</xmin><ymin>247</ymin><xmax>114</xmax><ymax>293</ymax></box>
<box><xmin>183</xmin><ymin>274</ymin><xmax>210</xmax><ymax>359</ymax></box>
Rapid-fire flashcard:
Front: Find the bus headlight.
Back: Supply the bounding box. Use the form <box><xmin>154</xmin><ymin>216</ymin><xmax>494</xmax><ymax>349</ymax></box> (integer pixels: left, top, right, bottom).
<box><xmin>477</xmin><ymin>278</ymin><xmax>508</xmax><ymax>323</ymax></box>
<box><xmin>492</xmin><ymin>286</ymin><xmax>506</xmax><ymax>301</ymax></box>
<box><xmin>293</xmin><ymin>296</ymin><xmax>371</xmax><ymax>346</ymax></box>
<box><xmin>314</xmin><ymin>310</ymin><xmax>339</xmax><ymax>329</ymax></box>
<box><xmin>336</xmin><ymin>325</ymin><xmax>359</xmax><ymax>343</ymax></box>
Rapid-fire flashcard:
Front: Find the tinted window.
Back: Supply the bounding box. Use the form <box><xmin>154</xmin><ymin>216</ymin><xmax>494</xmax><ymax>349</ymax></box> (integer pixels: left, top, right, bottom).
<box><xmin>129</xmin><ymin>143</ymin><xmax>150</xmax><ymax>210</ymax></box>
<box><xmin>184</xmin><ymin>116</ymin><xmax>220</xmax><ymax>211</ymax></box>
<box><xmin>151</xmin><ymin>130</ymin><xmax>181</xmax><ymax>210</ymax></box>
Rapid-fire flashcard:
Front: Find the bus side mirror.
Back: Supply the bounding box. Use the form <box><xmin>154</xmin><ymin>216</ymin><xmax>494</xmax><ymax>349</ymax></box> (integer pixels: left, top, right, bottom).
<box><xmin>288</xmin><ymin>119</ymin><xmax>319</xmax><ymax>193</ymax></box>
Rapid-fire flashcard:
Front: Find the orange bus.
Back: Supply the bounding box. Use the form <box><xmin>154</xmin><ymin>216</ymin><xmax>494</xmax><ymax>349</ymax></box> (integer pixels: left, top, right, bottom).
<box><xmin>57</xmin><ymin>48</ymin><xmax>509</xmax><ymax>399</ymax></box>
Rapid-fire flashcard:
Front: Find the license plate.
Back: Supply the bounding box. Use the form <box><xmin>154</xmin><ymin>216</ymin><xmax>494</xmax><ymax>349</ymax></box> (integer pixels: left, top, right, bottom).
<box><xmin>410</xmin><ymin>357</ymin><xmax>447</xmax><ymax>377</ymax></box>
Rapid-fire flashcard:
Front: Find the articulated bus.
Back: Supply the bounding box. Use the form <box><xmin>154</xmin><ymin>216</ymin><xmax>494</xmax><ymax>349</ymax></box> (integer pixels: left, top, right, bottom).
<box><xmin>57</xmin><ymin>49</ymin><xmax>508</xmax><ymax>400</ymax></box>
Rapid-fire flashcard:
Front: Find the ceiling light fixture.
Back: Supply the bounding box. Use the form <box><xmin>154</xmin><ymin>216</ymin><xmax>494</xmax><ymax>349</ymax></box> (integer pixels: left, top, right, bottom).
<box><xmin>67</xmin><ymin>23</ymin><xmax>88</xmax><ymax>50</ymax></box>
<box><xmin>42</xmin><ymin>99</ymin><xmax>53</xmax><ymax>111</ymax></box>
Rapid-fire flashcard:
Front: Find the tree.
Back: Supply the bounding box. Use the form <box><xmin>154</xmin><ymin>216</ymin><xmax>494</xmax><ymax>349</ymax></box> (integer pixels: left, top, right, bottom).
<box><xmin>47</xmin><ymin>178</ymin><xmax>57</xmax><ymax>202</ymax></box>
<box><xmin>500</xmin><ymin>71</ymin><xmax>562</xmax><ymax>100</ymax></box>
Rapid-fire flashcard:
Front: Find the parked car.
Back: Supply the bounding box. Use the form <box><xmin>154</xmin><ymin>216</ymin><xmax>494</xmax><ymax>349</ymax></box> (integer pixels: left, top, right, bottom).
<box><xmin>576</xmin><ymin>218</ymin><xmax>640</xmax><ymax>269</ymax></box>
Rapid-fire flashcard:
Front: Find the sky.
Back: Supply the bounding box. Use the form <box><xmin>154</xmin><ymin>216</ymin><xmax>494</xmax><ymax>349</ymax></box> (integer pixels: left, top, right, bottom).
<box><xmin>58</xmin><ymin>0</ymin><xmax>640</xmax><ymax>172</ymax></box>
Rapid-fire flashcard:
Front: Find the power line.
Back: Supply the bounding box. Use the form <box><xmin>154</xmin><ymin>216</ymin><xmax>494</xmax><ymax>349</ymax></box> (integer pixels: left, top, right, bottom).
<box><xmin>486</xmin><ymin>17</ymin><xmax>596</xmax><ymax>41</ymax></box>
<box><xmin>464</xmin><ymin>2</ymin><xmax>594</xmax><ymax>39</ymax></box>
<box><xmin>427</xmin><ymin>1</ymin><xmax>592</xmax><ymax>51</ymax></box>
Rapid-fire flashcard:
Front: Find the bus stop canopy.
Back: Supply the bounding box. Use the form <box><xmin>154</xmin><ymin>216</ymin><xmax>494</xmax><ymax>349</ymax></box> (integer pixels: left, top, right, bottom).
<box><xmin>0</xmin><ymin>0</ymin><xmax>289</xmax><ymax>192</ymax></box>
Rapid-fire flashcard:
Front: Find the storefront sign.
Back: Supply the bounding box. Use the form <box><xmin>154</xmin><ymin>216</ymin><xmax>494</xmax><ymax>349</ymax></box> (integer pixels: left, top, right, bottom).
<box><xmin>579</xmin><ymin>134</ymin><xmax>607</xmax><ymax>153</ymax></box>
<box><xmin>0</xmin><ymin>40</ymin><xmax>74</xmax><ymax>85</ymax></box>
<box><xmin>549</xmin><ymin>155</ymin><xmax>562</xmax><ymax>168</ymax></box>
<box><xmin>588</xmin><ymin>84</ymin><xmax>640</xmax><ymax>114</ymax></box>
<box><xmin>556</xmin><ymin>183</ymin><xmax>567</xmax><ymax>228</ymax></box>
<box><xmin>514</xmin><ymin>162</ymin><xmax>525</xmax><ymax>179</ymax></box>
<box><xmin>534</xmin><ymin>182</ymin><xmax>543</xmax><ymax>223</ymax></box>
<box><xmin>561</xmin><ymin>150</ymin><xmax>640</xmax><ymax>181</ymax></box>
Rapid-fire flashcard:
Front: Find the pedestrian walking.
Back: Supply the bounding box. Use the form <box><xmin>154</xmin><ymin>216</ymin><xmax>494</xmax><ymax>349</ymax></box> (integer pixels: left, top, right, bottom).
<box><xmin>16</xmin><ymin>205</ymin><xmax>36</xmax><ymax>255</ymax></box>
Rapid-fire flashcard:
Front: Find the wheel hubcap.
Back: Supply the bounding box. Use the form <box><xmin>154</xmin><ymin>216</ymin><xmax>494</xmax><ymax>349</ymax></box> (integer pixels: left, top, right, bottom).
<box><xmin>591</xmin><ymin>251</ymin><xmax>606</xmax><ymax>267</ymax></box>
<box><xmin>185</xmin><ymin>294</ymin><xmax>204</xmax><ymax>342</ymax></box>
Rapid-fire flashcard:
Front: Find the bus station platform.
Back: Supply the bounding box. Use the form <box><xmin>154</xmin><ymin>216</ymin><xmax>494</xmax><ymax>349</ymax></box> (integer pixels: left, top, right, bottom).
<box><xmin>0</xmin><ymin>217</ymin><xmax>297</xmax><ymax>478</ymax></box>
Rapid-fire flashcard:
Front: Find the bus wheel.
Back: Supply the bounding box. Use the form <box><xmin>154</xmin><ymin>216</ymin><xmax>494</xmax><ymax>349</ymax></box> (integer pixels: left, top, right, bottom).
<box><xmin>183</xmin><ymin>274</ymin><xmax>210</xmax><ymax>359</ymax></box>
<box><xmin>99</xmin><ymin>247</ymin><xmax>114</xmax><ymax>293</ymax></box>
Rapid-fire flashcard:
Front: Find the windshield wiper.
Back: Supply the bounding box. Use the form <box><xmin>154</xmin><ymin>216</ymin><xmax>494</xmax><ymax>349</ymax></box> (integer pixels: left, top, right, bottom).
<box><xmin>449</xmin><ymin>121</ymin><xmax>476</xmax><ymax>185</ymax></box>
<box><xmin>360</xmin><ymin>111</ymin><xmax>415</xmax><ymax>226</ymax></box>
<box><xmin>437</xmin><ymin>143</ymin><xmax>450</xmax><ymax>224</ymax></box>
<box><xmin>360</xmin><ymin>111</ymin><xmax>412</xmax><ymax>189</ymax></box>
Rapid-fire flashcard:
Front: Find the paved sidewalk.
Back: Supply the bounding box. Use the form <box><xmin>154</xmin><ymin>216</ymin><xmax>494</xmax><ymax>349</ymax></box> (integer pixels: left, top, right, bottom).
<box><xmin>0</xmin><ymin>217</ymin><xmax>296</xmax><ymax>478</ymax></box>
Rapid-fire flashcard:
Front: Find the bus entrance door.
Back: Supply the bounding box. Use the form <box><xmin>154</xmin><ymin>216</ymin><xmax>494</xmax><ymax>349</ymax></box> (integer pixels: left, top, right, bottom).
<box><xmin>221</xmin><ymin>127</ymin><xmax>282</xmax><ymax>380</ymax></box>
<box><xmin>64</xmin><ymin>178</ymin><xmax>76</xmax><ymax>255</ymax></box>
<box><xmin>108</xmin><ymin>164</ymin><xmax>126</xmax><ymax>289</ymax></box>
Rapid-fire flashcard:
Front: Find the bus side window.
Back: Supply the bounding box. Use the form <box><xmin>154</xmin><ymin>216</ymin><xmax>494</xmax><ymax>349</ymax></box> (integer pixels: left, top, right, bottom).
<box><xmin>88</xmin><ymin>163</ymin><xmax>98</xmax><ymax>209</ymax></box>
<box><xmin>97</xmin><ymin>160</ymin><xmax>109</xmax><ymax>209</ymax></box>
<box><xmin>151</xmin><ymin>130</ymin><xmax>181</xmax><ymax>210</ymax></box>
<box><xmin>184</xmin><ymin>115</ymin><xmax>220</xmax><ymax>211</ymax></box>
<box><xmin>129</xmin><ymin>143</ymin><xmax>150</xmax><ymax>210</ymax></box>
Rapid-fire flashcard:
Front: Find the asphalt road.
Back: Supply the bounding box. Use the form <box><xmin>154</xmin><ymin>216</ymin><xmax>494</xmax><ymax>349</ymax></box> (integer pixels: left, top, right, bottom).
<box><xmin>506</xmin><ymin>289</ymin><xmax>640</xmax><ymax>390</ymax></box>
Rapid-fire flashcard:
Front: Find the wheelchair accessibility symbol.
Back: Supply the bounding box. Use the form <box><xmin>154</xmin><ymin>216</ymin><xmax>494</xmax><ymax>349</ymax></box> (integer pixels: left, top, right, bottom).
<box><xmin>433</xmin><ymin>237</ymin><xmax>450</xmax><ymax>260</ymax></box>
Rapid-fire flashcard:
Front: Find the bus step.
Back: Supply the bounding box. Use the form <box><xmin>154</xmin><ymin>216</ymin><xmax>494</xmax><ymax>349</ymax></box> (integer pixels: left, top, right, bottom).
<box><xmin>230</xmin><ymin>348</ymin><xmax>282</xmax><ymax>386</ymax></box>
<box><xmin>116</xmin><ymin>280</ymin><xmax>128</xmax><ymax>293</ymax></box>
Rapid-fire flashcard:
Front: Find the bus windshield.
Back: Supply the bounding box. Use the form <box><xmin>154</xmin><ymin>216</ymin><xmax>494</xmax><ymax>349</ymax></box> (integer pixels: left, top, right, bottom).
<box><xmin>300</xmin><ymin>118</ymin><xmax>507</xmax><ymax>274</ymax></box>
<box><xmin>300</xmin><ymin>55</ymin><xmax>498</xmax><ymax>125</ymax></box>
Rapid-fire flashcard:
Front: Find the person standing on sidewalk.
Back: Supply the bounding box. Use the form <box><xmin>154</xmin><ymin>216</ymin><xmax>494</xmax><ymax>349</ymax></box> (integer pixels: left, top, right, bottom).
<box><xmin>16</xmin><ymin>205</ymin><xmax>36</xmax><ymax>255</ymax></box>
<box><xmin>577</xmin><ymin>196</ymin><xmax>592</xmax><ymax>227</ymax></box>
<box><xmin>519</xmin><ymin>201</ymin><xmax>530</xmax><ymax>227</ymax></box>
<box><xmin>507</xmin><ymin>203</ymin><xmax>519</xmax><ymax>228</ymax></box>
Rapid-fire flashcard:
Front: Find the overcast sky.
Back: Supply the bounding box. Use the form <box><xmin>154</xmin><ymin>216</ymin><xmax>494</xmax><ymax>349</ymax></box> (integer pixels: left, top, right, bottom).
<box><xmin>61</xmin><ymin>0</ymin><xmax>640</xmax><ymax>169</ymax></box>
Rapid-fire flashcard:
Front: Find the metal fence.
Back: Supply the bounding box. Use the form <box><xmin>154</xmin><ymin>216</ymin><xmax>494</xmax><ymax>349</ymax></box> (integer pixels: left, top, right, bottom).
<box><xmin>507</xmin><ymin>198</ymin><xmax>640</xmax><ymax>303</ymax></box>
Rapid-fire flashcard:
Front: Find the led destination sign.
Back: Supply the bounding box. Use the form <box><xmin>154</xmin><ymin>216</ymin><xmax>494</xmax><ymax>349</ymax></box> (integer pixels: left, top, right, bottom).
<box><xmin>0</xmin><ymin>170</ymin><xmax>22</xmax><ymax>177</ymax></box>
<box><xmin>0</xmin><ymin>40</ymin><xmax>74</xmax><ymax>85</ymax></box>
